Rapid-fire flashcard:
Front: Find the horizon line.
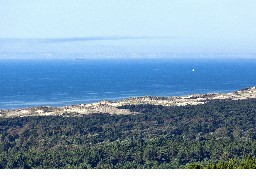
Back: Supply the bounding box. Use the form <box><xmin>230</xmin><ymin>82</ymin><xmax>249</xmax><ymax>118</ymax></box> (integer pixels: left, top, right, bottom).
<box><xmin>0</xmin><ymin>36</ymin><xmax>186</xmax><ymax>43</ymax></box>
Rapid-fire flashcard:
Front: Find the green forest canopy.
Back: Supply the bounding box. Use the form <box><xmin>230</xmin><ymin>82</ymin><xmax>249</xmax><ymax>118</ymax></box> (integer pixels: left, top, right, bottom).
<box><xmin>0</xmin><ymin>99</ymin><xmax>255</xmax><ymax>168</ymax></box>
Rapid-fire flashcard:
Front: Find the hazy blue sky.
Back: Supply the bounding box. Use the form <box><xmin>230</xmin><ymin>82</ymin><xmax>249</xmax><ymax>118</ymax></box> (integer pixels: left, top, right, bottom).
<box><xmin>0</xmin><ymin>0</ymin><xmax>256</xmax><ymax>56</ymax></box>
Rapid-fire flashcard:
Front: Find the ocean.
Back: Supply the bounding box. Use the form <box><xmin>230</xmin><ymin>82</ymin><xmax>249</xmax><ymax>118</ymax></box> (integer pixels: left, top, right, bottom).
<box><xmin>1</xmin><ymin>59</ymin><xmax>256</xmax><ymax>109</ymax></box>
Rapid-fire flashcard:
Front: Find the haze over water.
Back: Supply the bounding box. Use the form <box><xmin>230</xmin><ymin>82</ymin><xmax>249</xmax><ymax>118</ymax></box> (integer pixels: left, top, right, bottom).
<box><xmin>1</xmin><ymin>1</ymin><xmax>256</xmax><ymax>109</ymax></box>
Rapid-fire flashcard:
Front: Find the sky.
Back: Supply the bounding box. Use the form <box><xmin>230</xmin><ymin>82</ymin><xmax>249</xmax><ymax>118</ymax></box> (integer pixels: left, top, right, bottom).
<box><xmin>0</xmin><ymin>0</ymin><xmax>256</xmax><ymax>58</ymax></box>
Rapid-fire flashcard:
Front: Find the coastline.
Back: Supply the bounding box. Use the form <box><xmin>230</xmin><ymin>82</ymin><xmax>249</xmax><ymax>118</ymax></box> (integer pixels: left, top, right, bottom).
<box><xmin>1</xmin><ymin>86</ymin><xmax>256</xmax><ymax>118</ymax></box>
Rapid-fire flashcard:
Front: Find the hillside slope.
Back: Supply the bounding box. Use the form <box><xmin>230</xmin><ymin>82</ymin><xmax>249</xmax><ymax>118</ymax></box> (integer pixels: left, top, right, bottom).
<box><xmin>0</xmin><ymin>98</ymin><xmax>256</xmax><ymax>168</ymax></box>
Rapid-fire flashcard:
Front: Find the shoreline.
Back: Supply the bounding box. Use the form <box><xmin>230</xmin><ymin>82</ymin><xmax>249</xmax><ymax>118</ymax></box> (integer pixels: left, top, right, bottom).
<box><xmin>1</xmin><ymin>86</ymin><xmax>256</xmax><ymax>118</ymax></box>
<box><xmin>0</xmin><ymin>88</ymin><xmax>249</xmax><ymax>110</ymax></box>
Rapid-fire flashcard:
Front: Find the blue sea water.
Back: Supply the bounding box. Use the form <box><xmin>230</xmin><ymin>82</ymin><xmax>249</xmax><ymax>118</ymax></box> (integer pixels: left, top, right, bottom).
<box><xmin>0</xmin><ymin>59</ymin><xmax>256</xmax><ymax>109</ymax></box>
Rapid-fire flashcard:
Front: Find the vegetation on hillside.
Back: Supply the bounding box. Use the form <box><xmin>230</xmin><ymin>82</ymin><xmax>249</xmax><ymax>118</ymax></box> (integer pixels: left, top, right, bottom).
<box><xmin>0</xmin><ymin>99</ymin><xmax>255</xmax><ymax>168</ymax></box>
